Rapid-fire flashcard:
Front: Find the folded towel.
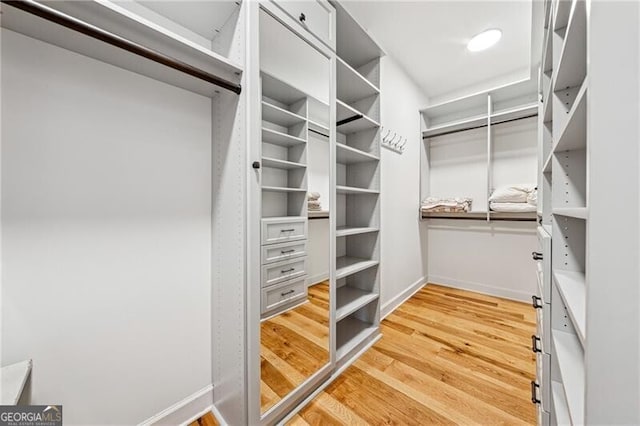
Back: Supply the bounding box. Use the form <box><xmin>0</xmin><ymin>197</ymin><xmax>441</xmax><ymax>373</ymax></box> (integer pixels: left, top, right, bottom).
<box><xmin>421</xmin><ymin>197</ymin><xmax>472</xmax><ymax>212</ymax></box>
<box><xmin>308</xmin><ymin>200</ymin><xmax>321</xmax><ymax>207</ymax></box>
<box><xmin>308</xmin><ymin>192</ymin><xmax>321</xmax><ymax>201</ymax></box>
<box><xmin>527</xmin><ymin>189</ymin><xmax>538</xmax><ymax>206</ymax></box>
<box><xmin>489</xmin><ymin>184</ymin><xmax>536</xmax><ymax>203</ymax></box>
<box><xmin>490</xmin><ymin>202</ymin><xmax>537</xmax><ymax>212</ymax></box>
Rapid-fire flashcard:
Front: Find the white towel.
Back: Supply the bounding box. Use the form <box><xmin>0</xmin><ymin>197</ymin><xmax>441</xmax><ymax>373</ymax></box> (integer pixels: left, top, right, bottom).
<box><xmin>308</xmin><ymin>192</ymin><xmax>321</xmax><ymax>201</ymax></box>
<box><xmin>490</xmin><ymin>202</ymin><xmax>537</xmax><ymax>212</ymax></box>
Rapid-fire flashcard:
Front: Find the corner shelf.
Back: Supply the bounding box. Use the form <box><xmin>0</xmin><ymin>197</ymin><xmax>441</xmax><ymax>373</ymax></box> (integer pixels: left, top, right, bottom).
<box><xmin>336</xmin><ymin>143</ymin><xmax>379</xmax><ymax>164</ymax></box>
<box><xmin>336</xmin><ymin>57</ymin><xmax>380</xmax><ymax>104</ymax></box>
<box><xmin>336</xmin><ymin>288</ymin><xmax>379</xmax><ymax>322</ymax></box>
<box><xmin>554</xmin><ymin>270</ymin><xmax>586</xmax><ymax>343</ymax></box>
<box><xmin>262</xmin><ymin>128</ymin><xmax>306</xmax><ymax>147</ymax></box>
<box><xmin>336</xmin><ymin>226</ymin><xmax>379</xmax><ymax>237</ymax></box>
<box><xmin>336</xmin><ymin>256</ymin><xmax>379</xmax><ymax>280</ymax></box>
<box><xmin>261</xmin><ymin>101</ymin><xmax>306</xmax><ymax>127</ymax></box>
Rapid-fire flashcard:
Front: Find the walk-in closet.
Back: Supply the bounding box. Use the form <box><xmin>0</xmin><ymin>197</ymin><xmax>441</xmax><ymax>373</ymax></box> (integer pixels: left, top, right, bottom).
<box><xmin>1</xmin><ymin>0</ymin><xmax>638</xmax><ymax>425</ymax></box>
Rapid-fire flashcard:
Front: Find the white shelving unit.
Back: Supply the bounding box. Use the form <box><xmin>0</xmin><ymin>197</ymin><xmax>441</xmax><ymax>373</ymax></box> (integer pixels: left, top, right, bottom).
<box><xmin>333</xmin><ymin>1</ymin><xmax>383</xmax><ymax>367</ymax></box>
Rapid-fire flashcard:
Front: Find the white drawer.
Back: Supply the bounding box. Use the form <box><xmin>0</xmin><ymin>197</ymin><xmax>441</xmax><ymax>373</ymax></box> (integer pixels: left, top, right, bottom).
<box><xmin>535</xmin><ymin>298</ymin><xmax>551</xmax><ymax>355</ymax></box>
<box><xmin>261</xmin><ymin>278</ymin><xmax>307</xmax><ymax>315</ymax></box>
<box><xmin>262</xmin><ymin>240</ymin><xmax>307</xmax><ymax>265</ymax></box>
<box><xmin>262</xmin><ymin>257</ymin><xmax>307</xmax><ymax>287</ymax></box>
<box><xmin>261</xmin><ymin>217</ymin><xmax>307</xmax><ymax>245</ymax></box>
<box><xmin>272</xmin><ymin>0</ymin><xmax>335</xmax><ymax>48</ymax></box>
<box><xmin>536</xmin><ymin>352</ymin><xmax>551</xmax><ymax>412</ymax></box>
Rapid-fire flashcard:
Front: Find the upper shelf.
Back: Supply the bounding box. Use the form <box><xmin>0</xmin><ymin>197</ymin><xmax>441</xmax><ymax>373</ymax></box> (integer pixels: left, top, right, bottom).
<box><xmin>334</xmin><ymin>1</ymin><xmax>384</xmax><ymax>69</ymax></box>
<box><xmin>336</xmin><ymin>100</ymin><xmax>380</xmax><ymax>134</ymax></box>
<box><xmin>337</xmin><ymin>57</ymin><xmax>380</xmax><ymax>104</ymax></box>
<box><xmin>1</xmin><ymin>1</ymin><xmax>243</xmax><ymax>97</ymax></box>
<box><xmin>554</xmin><ymin>0</ymin><xmax>586</xmax><ymax>91</ymax></box>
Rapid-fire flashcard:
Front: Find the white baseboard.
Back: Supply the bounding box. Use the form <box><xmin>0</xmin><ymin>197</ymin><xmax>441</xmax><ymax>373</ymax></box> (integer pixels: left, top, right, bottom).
<box><xmin>381</xmin><ymin>276</ymin><xmax>427</xmax><ymax>320</ymax></box>
<box><xmin>307</xmin><ymin>272</ymin><xmax>329</xmax><ymax>287</ymax></box>
<box><xmin>138</xmin><ymin>384</ymin><xmax>213</xmax><ymax>426</ymax></box>
<box><xmin>428</xmin><ymin>275</ymin><xmax>530</xmax><ymax>302</ymax></box>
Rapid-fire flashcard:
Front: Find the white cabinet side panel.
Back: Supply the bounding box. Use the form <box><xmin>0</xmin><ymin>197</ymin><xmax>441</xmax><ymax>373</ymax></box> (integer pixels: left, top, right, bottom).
<box><xmin>1</xmin><ymin>30</ymin><xmax>212</xmax><ymax>424</ymax></box>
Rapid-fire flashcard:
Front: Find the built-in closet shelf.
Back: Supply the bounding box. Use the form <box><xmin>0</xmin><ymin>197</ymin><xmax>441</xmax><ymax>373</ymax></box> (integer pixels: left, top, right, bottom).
<box><xmin>490</xmin><ymin>103</ymin><xmax>538</xmax><ymax>123</ymax></box>
<box><xmin>422</xmin><ymin>114</ymin><xmax>486</xmax><ymax>139</ymax></box>
<box><xmin>262</xmin><ymin>128</ymin><xmax>306</xmax><ymax>147</ymax></box>
<box><xmin>554</xmin><ymin>0</ymin><xmax>586</xmax><ymax>91</ymax></box>
<box><xmin>553</xmin><ymin>0</ymin><xmax>572</xmax><ymax>31</ymax></box>
<box><xmin>1</xmin><ymin>1</ymin><xmax>243</xmax><ymax>99</ymax></box>
<box><xmin>552</xmin><ymin>330</ymin><xmax>585</xmax><ymax>426</ymax></box>
<box><xmin>336</xmin><ymin>288</ymin><xmax>379</xmax><ymax>322</ymax></box>
<box><xmin>542</xmin><ymin>152</ymin><xmax>553</xmax><ymax>173</ymax></box>
<box><xmin>542</xmin><ymin>86</ymin><xmax>553</xmax><ymax>123</ymax></box>
<box><xmin>553</xmin><ymin>81</ymin><xmax>587</xmax><ymax>153</ymax></box>
<box><xmin>261</xmin><ymin>186</ymin><xmax>307</xmax><ymax>193</ymax></box>
<box><xmin>308</xmin><ymin>120</ymin><xmax>330</xmax><ymax>135</ymax></box>
<box><xmin>0</xmin><ymin>359</ymin><xmax>32</xmax><ymax>405</ymax></box>
<box><xmin>262</xmin><ymin>157</ymin><xmax>306</xmax><ymax>170</ymax></box>
<box><xmin>336</xmin><ymin>100</ymin><xmax>380</xmax><ymax>134</ymax></box>
<box><xmin>336</xmin><ymin>226</ymin><xmax>379</xmax><ymax>237</ymax></box>
<box><xmin>336</xmin><ymin>256</ymin><xmax>379</xmax><ymax>280</ymax></box>
<box><xmin>553</xmin><ymin>207</ymin><xmax>587</xmax><ymax>220</ymax></box>
<box><xmin>551</xmin><ymin>380</ymin><xmax>572</xmax><ymax>426</ymax></box>
<box><xmin>336</xmin><ymin>57</ymin><xmax>380</xmax><ymax>103</ymax></box>
<box><xmin>336</xmin><ymin>185</ymin><xmax>379</xmax><ymax>195</ymax></box>
<box><xmin>261</xmin><ymin>101</ymin><xmax>306</xmax><ymax>127</ymax></box>
<box><xmin>261</xmin><ymin>71</ymin><xmax>309</xmax><ymax>106</ymax></box>
<box><xmin>542</xmin><ymin>23</ymin><xmax>553</xmax><ymax>73</ymax></box>
<box><xmin>554</xmin><ymin>270</ymin><xmax>586</xmax><ymax>343</ymax></box>
<box><xmin>542</xmin><ymin>223</ymin><xmax>553</xmax><ymax>237</ymax></box>
<box><xmin>336</xmin><ymin>316</ymin><xmax>379</xmax><ymax>360</ymax></box>
<box><xmin>336</xmin><ymin>143</ymin><xmax>379</xmax><ymax>164</ymax></box>
<box><xmin>420</xmin><ymin>211</ymin><xmax>537</xmax><ymax>221</ymax></box>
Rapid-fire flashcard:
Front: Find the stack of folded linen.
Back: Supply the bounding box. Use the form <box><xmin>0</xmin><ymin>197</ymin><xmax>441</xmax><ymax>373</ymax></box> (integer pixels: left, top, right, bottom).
<box><xmin>421</xmin><ymin>197</ymin><xmax>472</xmax><ymax>213</ymax></box>
<box><xmin>308</xmin><ymin>192</ymin><xmax>322</xmax><ymax>211</ymax></box>
<box><xmin>489</xmin><ymin>184</ymin><xmax>537</xmax><ymax>212</ymax></box>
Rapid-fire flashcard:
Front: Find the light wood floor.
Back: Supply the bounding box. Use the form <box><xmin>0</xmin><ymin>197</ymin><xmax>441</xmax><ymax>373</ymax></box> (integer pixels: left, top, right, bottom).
<box><xmin>261</xmin><ymin>282</ymin><xmax>330</xmax><ymax>413</ymax></box>
<box><xmin>188</xmin><ymin>412</ymin><xmax>218</xmax><ymax>426</ymax></box>
<box><xmin>288</xmin><ymin>284</ymin><xmax>537</xmax><ymax>425</ymax></box>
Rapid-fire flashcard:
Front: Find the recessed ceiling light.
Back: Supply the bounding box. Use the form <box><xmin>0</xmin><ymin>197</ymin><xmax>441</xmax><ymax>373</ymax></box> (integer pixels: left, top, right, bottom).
<box><xmin>467</xmin><ymin>29</ymin><xmax>502</xmax><ymax>52</ymax></box>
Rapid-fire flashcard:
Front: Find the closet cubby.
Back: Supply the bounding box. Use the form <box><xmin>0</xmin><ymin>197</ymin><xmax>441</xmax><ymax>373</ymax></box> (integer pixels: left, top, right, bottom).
<box><xmin>336</xmin><ymin>232</ymin><xmax>379</xmax><ymax>277</ymax></box>
<box><xmin>551</xmin><ymin>149</ymin><xmax>586</xmax><ymax>210</ymax></box>
<box><xmin>336</xmin><ymin>266</ymin><xmax>380</xmax><ymax>321</ymax></box>
<box><xmin>336</xmin><ymin>193</ymin><xmax>380</xmax><ymax>229</ymax></box>
<box><xmin>261</xmin><ymin>191</ymin><xmax>306</xmax><ymax>218</ymax></box>
<box><xmin>336</xmin><ymin>161</ymin><xmax>380</xmax><ymax>192</ymax></box>
<box><xmin>335</xmin><ymin>299</ymin><xmax>380</xmax><ymax>361</ymax></box>
<box><xmin>337</xmin><ymin>128</ymin><xmax>381</xmax><ymax>157</ymax></box>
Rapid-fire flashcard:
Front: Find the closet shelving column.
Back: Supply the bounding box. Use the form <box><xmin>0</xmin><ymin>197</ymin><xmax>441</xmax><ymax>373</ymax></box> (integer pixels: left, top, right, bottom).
<box><xmin>259</xmin><ymin>72</ymin><xmax>310</xmax><ymax>318</ymax></box>
<box><xmin>541</xmin><ymin>0</ymin><xmax>587</xmax><ymax>423</ymax></box>
<box><xmin>333</xmin><ymin>25</ymin><xmax>382</xmax><ymax>366</ymax></box>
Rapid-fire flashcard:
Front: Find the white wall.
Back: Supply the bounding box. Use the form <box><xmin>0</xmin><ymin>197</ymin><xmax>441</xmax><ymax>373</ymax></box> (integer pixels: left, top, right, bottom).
<box><xmin>2</xmin><ymin>30</ymin><xmax>212</xmax><ymax>424</ymax></box>
<box><xmin>379</xmin><ymin>57</ymin><xmax>430</xmax><ymax>317</ymax></box>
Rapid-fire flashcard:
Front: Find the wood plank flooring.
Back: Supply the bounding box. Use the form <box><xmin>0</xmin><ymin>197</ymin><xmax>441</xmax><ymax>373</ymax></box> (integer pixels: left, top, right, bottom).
<box><xmin>261</xmin><ymin>282</ymin><xmax>330</xmax><ymax>413</ymax></box>
<box><xmin>289</xmin><ymin>284</ymin><xmax>536</xmax><ymax>425</ymax></box>
<box><xmin>188</xmin><ymin>412</ymin><xmax>219</xmax><ymax>426</ymax></box>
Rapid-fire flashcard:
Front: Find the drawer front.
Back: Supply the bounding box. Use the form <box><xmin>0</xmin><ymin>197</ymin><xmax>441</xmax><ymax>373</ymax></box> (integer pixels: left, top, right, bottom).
<box><xmin>536</xmin><ymin>352</ymin><xmax>551</xmax><ymax>412</ymax></box>
<box><xmin>536</xmin><ymin>226</ymin><xmax>552</xmax><ymax>302</ymax></box>
<box><xmin>273</xmin><ymin>0</ymin><xmax>335</xmax><ymax>48</ymax></box>
<box><xmin>262</xmin><ymin>257</ymin><xmax>307</xmax><ymax>287</ymax></box>
<box><xmin>262</xmin><ymin>278</ymin><xmax>307</xmax><ymax>314</ymax></box>
<box><xmin>535</xmin><ymin>301</ymin><xmax>551</xmax><ymax>354</ymax></box>
<box><xmin>261</xmin><ymin>218</ymin><xmax>307</xmax><ymax>245</ymax></box>
<box><xmin>262</xmin><ymin>240</ymin><xmax>307</xmax><ymax>265</ymax></box>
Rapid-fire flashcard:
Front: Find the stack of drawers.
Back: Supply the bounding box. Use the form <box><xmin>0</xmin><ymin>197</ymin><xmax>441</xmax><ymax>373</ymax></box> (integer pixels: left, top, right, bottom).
<box><xmin>260</xmin><ymin>217</ymin><xmax>309</xmax><ymax>317</ymax></box>
<box><xmin>532</xmin><ymin>226</ymin><xmax>552</xmax><ymax>425</ymax></box>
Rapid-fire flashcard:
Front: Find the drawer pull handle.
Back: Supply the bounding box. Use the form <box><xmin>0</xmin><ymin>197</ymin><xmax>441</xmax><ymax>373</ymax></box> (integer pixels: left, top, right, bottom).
<box><xmin>531</xmin><ymin>295</ymin><xmax>543</xmax><ymax>309</ymax></box>
<box><xmin>280</xmin><ymin>228</ymin><xmax>295</xmax><ymax>232</ymax></box>
<box><xmin>299</xmin><ymin>13</ymin><xmax>306</xmax><ymax>23</ymax></box>
<box><xmin>532</xmin><ymin>251</ymin><xmax>543</xmax><ymax>261</ymax></box>
<box><xmin>530</xmin><ymin>381</ymin><xmax>541</xmax><ymax>404</ymax></box>
<box><xmin>281</xmin><ymin>289</ymin><xmax>296</xmax><ymax>296</ymax></box>
<box><xmin>281</xmin><ymin>268</ymin><xmax>295</xmax><ymax>273</ymax></box>
<box><xmin>531</xmin><ymin>335</ymin><xmax>542</xmax><ymax>353</ymax></box>
<box><xmin>281</xmin><ymin>249</ymin><xmax>295</xmax><ymax>254</ymax></box>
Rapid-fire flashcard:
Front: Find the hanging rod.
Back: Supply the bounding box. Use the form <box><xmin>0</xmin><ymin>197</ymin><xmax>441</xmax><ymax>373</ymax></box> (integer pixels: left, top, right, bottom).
<box><xmin>422</xmin><ymin>112</ymin><xmax>537</xmax><ymax>139</ymax></box>
<box><xmin>309</xmin><ymin>128</ymin><xmax>329</xmax><ymax>138</ymax></box>
<box><xmin>337</xmin><ymin>114</ymin><xmax>363</xmax><ymax>127</ymax></box>
<box><xmin>3</xmin><ymin>0</ymin><xmax>242</xmax><ymax>95</ymax></box>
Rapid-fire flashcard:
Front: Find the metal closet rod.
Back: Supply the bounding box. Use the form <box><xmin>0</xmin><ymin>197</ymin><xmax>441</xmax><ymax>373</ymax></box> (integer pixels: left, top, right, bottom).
<box><xmin>423</xmin><ymin>112</ymin><xmax>538</xmax><ymax>139</ymax></box>
<box><xmin>3</xmin><ymin>0</ymin><xmax>242</xmax><ymax>95</ymax></box>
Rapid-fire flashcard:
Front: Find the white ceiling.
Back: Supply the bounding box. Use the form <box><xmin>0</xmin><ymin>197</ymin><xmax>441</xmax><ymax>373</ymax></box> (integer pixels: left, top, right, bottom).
<box><xmin>341</xmin><ymin>1</ymin><xmax>542</xmax><ymax>104</ymax></box>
